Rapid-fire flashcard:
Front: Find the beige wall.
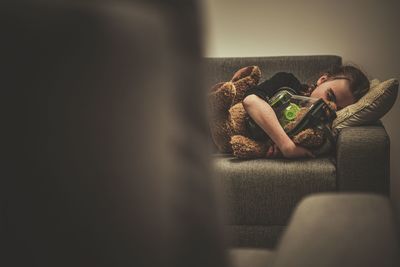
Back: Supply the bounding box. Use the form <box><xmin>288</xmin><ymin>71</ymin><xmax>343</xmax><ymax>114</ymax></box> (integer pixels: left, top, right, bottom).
<box><xmin>202</xmin><ymin>0</ymin><xmax>400</xmax><ymax>212</ymax></box>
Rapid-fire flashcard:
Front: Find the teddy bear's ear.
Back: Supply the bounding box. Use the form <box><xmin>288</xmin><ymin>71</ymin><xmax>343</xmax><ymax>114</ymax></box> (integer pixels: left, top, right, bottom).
<box><xmin>210</xmin><ymin>82</ymin><xmax>226</xmax><ymax>92</ymax></box>
<box><xmin>231</xmin><ymin>66</ymin><xmax>261</xmax><ymax>83</ymax></box>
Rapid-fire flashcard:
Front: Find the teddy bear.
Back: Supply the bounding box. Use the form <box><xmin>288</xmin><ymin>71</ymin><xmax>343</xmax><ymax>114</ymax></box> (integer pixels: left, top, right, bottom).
<box><xmin>208</xmin><ymin>66</ymin><xmax>328</xmax><ymax>159</ymax></box>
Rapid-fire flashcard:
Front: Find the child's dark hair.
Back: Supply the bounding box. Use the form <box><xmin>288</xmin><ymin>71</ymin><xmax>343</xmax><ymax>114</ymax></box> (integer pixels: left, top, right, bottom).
<box><xmin>322</xmin><ymin>65</ymin><xmax>370</xmax><ymax>101</ymax></box>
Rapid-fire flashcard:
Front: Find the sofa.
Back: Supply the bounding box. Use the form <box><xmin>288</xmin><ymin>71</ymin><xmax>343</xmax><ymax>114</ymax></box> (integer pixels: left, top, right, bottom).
<box><xmin>205</xmin><ymin>56</ymin><xmax>391</xmax><ymax>248</ymax></box>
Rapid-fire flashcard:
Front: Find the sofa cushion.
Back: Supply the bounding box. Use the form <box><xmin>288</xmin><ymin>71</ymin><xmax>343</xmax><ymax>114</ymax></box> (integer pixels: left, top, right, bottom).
<box><xmin>204</xmin><ymin>55</ymin><xmax>342</xmax><ymax>88</ymax></box>
<box><xmin>213</xmin><ymin>154</ymin><xmax>336</xmax><ymax>226</ymax></box>
<box><xmin>333</xmin><ymin>78</ymin><xmax>399</xmax><ymax>130</ymax></box>
<box><xmin>273</xmin><ymin>194</ymin><xmax>400</xmax><ymax>267</ymax></box>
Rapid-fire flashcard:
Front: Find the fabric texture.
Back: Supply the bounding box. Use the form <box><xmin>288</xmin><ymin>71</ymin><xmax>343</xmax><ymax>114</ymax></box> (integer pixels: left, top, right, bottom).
<box><xmin>213</xmin><ymin>154</ymin><xmax>336</xmax><ymax>226</ymax></box>
<box><xmin>333</xmin><ymin>78</ymin><xmax>399</xmax><ymax>130</ymax></box>
<box><xmin>229</xmin><ymin>248</ymin><xmax>276</xmax><ymax>267</ymax></box>
<box><xmin>226</xmin><ymin>225</ymin><xmax>285</xmax><ymax>249</ymax></box>
<box><xmin>274</xmin><ymin>194</ymin><xmax>400</xmax><ymax>267</ymax></box>
<box><xmin>336</xmin><ymin>124</ymin><xmax>390</xmax><ymax>194</ymax></box>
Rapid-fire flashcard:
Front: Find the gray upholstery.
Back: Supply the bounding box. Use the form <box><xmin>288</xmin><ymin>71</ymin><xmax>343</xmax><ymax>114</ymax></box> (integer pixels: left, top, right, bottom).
<box><xmin>206</xmin><ymin>56</ymin><xmax>391</xmax><ymax>248</ymax></box>
<box><xmin>226</xmin><ymin>225</ymin><xmax>285</xmax><ymax>248</ymax></box>
<box><xmin>273</xmin><ymin>194</ymin><xmax>400</xmax><ymax>267</ymax></box>
<box><xmin>214</xmin><ymin>155</ymin><xmax>336</xmax><ymax>225</ymax></box>
<box><xmin>229</xmin><ymin>248</ymin><xmax>276</xmax><ymax>267</ymax></box>
<box><xmin>214</xmin><ymin>153</ymin><xmax>336</xmax><ymax>248</ymax></box>
<box><xmin>336</xmin><ymin>123</ymin><xmax>390</xmax><ymax>194</ymax></box>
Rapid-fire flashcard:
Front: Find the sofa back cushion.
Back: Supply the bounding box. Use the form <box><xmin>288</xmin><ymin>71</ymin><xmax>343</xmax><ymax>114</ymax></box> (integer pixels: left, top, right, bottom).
<box><xmin>204</xmin><ymin>55</ymin><xmax>342</xmax><ymax>87</ymax></box>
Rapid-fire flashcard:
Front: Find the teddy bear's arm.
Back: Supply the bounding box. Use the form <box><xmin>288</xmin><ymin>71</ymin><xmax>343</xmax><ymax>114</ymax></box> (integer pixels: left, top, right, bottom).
<box><xmin>292</xmin><ymin>128</ymin><xmax>325</xmax><ymax>149</ymax></box>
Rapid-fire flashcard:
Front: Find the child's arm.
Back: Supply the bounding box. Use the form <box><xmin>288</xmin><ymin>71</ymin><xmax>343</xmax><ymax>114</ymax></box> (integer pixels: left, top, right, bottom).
<box><xmin>243</xmin><ymin>94</ymin><xmax>314</xmax><ymax>158</ymax></box>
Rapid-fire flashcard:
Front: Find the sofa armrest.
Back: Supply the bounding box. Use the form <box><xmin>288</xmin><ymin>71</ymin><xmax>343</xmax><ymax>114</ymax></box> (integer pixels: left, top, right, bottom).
<box><xmin>336</xmin><ymin>124</ymin><xmax>390</xmax><ymax>194</ymax></box>
<box><xmin>273</xmin><ymin>194</ymin><xmax>400</xmax><ymax>267</ymax></box>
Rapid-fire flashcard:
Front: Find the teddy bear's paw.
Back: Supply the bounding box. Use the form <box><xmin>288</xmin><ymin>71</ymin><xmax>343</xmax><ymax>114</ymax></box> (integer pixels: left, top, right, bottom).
<box><xmin>208</xmin><ymin>82</ymin><xmax>236</xmax><ymax>116</ymax></box>
<box><xmin>292</xmin><ymin>128</ymin><xmax>325</xmax><ymax>149</ymax></box>
<box><xmin>230</xmin><ymin>135</ymin><xmax>267</xmax><ymax>159</ymax></box>
<box><xmin>231</xmin><ymin>66</ymin><xmax>261</xmax><ymax>105</ymax></box>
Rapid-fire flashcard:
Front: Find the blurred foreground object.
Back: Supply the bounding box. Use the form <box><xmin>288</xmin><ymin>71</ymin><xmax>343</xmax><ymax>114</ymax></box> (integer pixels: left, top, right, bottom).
<box><xmin>230</xmin><ymin>194</ymin><xmax>400</xmax><ymax>267</ymax></box>
<box><xmin>3</xmin><ymin>1</ymin><xmax>226</xmax><ymax>267</ymax></box>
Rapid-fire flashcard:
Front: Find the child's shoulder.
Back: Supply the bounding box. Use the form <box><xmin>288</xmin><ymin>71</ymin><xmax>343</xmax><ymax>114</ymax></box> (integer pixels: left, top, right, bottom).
<box><xmin>271</xmin><ymin>71</ymin><xmax>298</xmax><ymax>79</ymax></box>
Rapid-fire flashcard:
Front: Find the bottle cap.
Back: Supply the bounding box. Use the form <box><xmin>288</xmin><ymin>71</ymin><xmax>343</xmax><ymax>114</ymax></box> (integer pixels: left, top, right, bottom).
<box><xmin>284</xmin><ymin>103</ymin><xmax>300</xmax><ymax>120</ymax></box>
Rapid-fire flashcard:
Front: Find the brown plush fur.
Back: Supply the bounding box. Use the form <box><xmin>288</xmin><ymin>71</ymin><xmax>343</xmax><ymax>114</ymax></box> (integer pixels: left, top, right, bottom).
<box><xmin>208</xmin><ymin>66</ymin><xmax>326</xmax><ymax>159</ymax></box>
<box><xmin>230</xmin><ymin>135</ymin><xmax>268</xmax><ymax>159</ymax></box>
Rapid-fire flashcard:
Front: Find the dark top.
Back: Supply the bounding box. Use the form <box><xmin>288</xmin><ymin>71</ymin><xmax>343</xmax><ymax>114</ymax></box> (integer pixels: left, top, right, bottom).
<box><xmin>244</xmin><ymin>72</ymin><xmax>310</xmax><ymax>141</ymax></box>
<box><xmin>244</xmin><ymin>72</ymin><xmax>309</xmax><ymax>101</ymax></box>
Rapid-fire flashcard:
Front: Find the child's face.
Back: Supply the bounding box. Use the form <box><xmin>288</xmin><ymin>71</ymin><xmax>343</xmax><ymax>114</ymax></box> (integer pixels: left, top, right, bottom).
<box><xmin>310</xmin><ymin>75</ymin><xmax>354</xmax><ymax>110</ymax></box>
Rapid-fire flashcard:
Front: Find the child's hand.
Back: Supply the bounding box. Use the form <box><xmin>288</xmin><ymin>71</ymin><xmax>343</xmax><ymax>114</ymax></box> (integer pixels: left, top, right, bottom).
<box><xmin>266</xmin><ymin>143</ymin><xmax>282</xmax><ymax>158</ymax></box>
<box><xmin>280</xmin><ymin>141</ymin><xmax>315</xmax><ymax>159</ymax></box>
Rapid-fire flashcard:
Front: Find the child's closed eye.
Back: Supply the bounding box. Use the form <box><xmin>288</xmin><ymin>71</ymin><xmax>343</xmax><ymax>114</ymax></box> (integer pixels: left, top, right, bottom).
<box><xmin>326</xmin><ymin>88</ymin><xmax>336</xmax><ymax>103</ymax></box>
